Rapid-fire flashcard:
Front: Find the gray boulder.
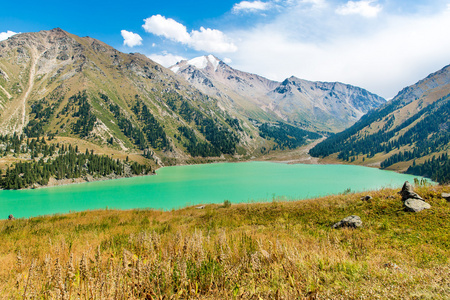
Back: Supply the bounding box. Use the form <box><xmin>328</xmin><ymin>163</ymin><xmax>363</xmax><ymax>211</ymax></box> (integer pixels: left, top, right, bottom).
<box><xmin>8</xmin><ymin>214</ymin><xmax>14</xmax><ymax>220</ymax></box>
<box><xmin>442</xmin><ymin>193</ymin><xmax>450</xmax><ymax>202</ymax></box>
<box><xmin>332</xmin><ymin>215</ymin><xmax>362</xmax><ymax>229</ymax></box>
<box><xmin>360</xmin><ymin>195</ymin><xmax>372</xmax><ymax>201</ymax></box>
<box><xmin>404</xmin><ymin>199</ymin><xmax>431</xmax><ymax>212</ymax></box>
<box><xmin>399</xmin><ymin>181</ymin><xmax>431</xmax><ymax>212</ymax></box>
<box><xmin>399</xmin><ymin>181</ymin><xmax>423</xmax><ymax>201</ymax></box>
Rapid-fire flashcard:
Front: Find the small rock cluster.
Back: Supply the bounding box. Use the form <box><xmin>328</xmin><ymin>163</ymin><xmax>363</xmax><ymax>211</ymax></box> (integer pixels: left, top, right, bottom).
<box><xmin>399</xmin><ymin>181</ymin><xmax>431</xmax><ymax>212</ymax></box>
<box><xmin>332</xmin><ymin>181</ymin><xmax>434</xmax><ymax>229</ymax></box>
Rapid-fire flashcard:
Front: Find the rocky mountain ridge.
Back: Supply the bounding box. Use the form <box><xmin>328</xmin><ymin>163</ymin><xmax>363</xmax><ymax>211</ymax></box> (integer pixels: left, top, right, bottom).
<box><xmin>171</xmin><ymin>55</ymin><xmax>386</xmax><ymax>132</ymax></box>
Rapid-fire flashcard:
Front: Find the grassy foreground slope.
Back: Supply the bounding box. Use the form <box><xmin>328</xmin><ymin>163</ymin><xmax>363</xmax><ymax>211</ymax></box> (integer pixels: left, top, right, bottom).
<box><xmin>1</xmin><ymin>184</ymin><xmax>449</xmax><ymax>299</ymax></box>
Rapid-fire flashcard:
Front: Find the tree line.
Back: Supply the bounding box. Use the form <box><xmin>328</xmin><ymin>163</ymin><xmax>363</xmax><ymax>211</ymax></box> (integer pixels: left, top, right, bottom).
<box><xmin>309</xmin><ymin>94</ymin><xmax>450</xmax><ymax>167</ymax></box>
<box><xmin>0</xmin><ymin>135</ymin><xmax>151</xmax><ymax>190</ymax></box>
<box><xmin>406</xmin><ymin>153</ymin><xmax>450</xmax><ymax>184</ymax></box>
<box><xmin>258</xmin><ymin>121</ymin><xmax>321</xmax><ymax>150</ymax></box>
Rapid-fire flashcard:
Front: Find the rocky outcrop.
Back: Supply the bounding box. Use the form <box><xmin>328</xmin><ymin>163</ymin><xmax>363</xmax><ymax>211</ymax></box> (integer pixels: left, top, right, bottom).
<box><xmin>400</xmin><ymin>181</ymin><xmax>431</xmax><ymax>212</ymax></box>
<box><xmin>442</xmin><ymin>193</ymin><xmax>450</xmax><ymax>202</ymax></box>
<box><xmin>332</xmin><ymin>215</ymin><xmax>362</xmax><ymax>229</ymax></box>
<box><xmin>8</xmin><ymin>214</ymin><xmax>15</xmax><ymax>220</ymax></box>
<box><xmin>399</xmin><ymin>181</ymin><xmax>423</xmax><ymax>201</ymax></box>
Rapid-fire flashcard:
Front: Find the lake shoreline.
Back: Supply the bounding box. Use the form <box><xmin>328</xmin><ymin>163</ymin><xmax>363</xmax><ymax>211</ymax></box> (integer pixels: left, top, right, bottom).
<box><xmin>0</xmin><ymin>152</ymin><xmax>404</xmax><ymax>192</ymax></box>
<box><xmin>1</xmin><ymin>139</ymin><xmax>329</xmax><ymax>191</ymax></box>
<box><xmin>0</xmin><ymin>161</ymin><xmax>428</xmax><ymax>220</ymax></box>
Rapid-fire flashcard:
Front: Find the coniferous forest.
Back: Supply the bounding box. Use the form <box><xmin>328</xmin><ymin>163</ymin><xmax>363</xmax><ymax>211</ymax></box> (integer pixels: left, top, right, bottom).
<box><xmin>406</xmin><ymin>154</ymin><xmax>450</xmax><ymax>184</ymax></box>
<box><xmin>259</xmin><ymin>121</ymin><xmax>321</xmax><ymax>150</ymax></box>
<box><xmin>0</xmin><ymin>134</ymin><xmax>151</xmax><ymax>190</ymax></box>
<box><xmin>310</xmin><ymin>94</ymin><xmax>450</xmax><ymax>183</ymax></box>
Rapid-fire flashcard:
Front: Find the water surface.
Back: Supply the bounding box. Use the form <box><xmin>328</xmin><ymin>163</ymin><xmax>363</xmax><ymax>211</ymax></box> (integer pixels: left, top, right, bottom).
<box><xmin>0</xmin><ymin>162</ymin><xmax>427</xmax><ymax>219</ymax></box>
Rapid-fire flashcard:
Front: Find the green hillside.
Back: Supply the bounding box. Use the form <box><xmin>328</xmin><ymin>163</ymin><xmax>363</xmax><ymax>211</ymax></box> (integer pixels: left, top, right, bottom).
<box><xmin>310</xmin><ymin>65</ymin><xmax>450</xmax><ymax>183</ymax></box>
<box><xmin>0</xmin><ymin>29</ymin><xmax>322</xmax><ymax>188</ymax></box>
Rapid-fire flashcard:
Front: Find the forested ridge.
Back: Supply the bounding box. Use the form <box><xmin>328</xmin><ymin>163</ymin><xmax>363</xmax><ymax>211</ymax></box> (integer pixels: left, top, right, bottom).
<box><xmin>258</xmin><ymin>121</ymin><xmax>321</xmax><ymax>150</ymax></box>
<box><xmin>309</xmin><ymin>93</ymin><xmax>450</xmax><ymax>184</ymax></box>
<box><xmin>406</xmin><ymin>154</ymin><xmax>450</xmax><ymax>184</ymax></box>
<box><xmin>21</xmin><ymin>88</ymin><xmax>324</xmax><ymax>163</ymax></box>
<box><xmin>164</xmin><ymin>92</ymin><xmax>239</xmax><ymax>156</ymax></box>
<box><xmin>0</xmin><ymin>134</ymin><xmax>151</xmax><ymax>190</ymax></box>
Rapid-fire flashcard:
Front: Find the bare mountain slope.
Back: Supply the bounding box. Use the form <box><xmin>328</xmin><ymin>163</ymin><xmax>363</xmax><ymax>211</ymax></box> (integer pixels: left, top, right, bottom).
<box><xmin>172</xmin><ymin>55</ymin><xmax>279</xmax><ymax>122</ymax></box>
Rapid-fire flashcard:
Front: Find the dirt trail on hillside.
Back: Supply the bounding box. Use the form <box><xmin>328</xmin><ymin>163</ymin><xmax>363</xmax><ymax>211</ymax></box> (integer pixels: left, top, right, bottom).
<box><xmin>0</xmin><ymin>47</ymin><xmax>37</xmax><ymax>135</ymax></box>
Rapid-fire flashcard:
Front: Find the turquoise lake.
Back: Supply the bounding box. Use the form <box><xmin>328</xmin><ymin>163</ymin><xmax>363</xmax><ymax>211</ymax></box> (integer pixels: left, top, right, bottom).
<box><xmin>0</xmin><ymin>162</ymin><xmax>427</xmax><ymax>219</ymax></box>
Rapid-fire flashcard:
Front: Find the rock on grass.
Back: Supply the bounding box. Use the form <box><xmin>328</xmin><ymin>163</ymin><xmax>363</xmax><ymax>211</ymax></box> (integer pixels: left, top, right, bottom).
<box><xmin>332</xmin><ymin>215</ymin><xmax>362</xmax><ymax>229</ymax></box>
<box><xmin>404</xmin><ymin>199</ymin><xmax>431</xmax><ymax>212</ymax></box>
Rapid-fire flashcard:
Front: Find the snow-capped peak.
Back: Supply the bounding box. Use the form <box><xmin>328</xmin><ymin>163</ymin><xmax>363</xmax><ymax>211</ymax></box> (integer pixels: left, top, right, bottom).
<box><xmin>187</xmin><ymin>55</ymin><xmax>221</xmax><ymax>72</ymax></box>
<box><xmin>207</xmin><ymin>55</ymin><xmax>220</xmax><ymax>71</ymax></box>
<box><xmin>170</xmin><ymin>66</ymin><xmax>180</xmax><ymax>73</ymax></box>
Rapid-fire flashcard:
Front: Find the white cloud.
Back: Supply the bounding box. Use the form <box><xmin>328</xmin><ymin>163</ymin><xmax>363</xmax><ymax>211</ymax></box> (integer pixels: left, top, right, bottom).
<box><xmin>228</xmin><ymin>4</ymin><xmax>450</xmax><ymax>98</ymax></box>
<box><xmin>190</xmin><ymin>27</ymin><xmax>238</xmax><ymax>53</ymax></box>
<box><xmin>336</xmin><ymin>0</ymin><xmax>382</xmax><ymax>18</ymax></box>
<box><xmin>143</xmin><ymin>15</ymin><xmax>191</xmax><ymax>43</ymax></box>
<box><xmin>0</xmin><ymin>30</ymin><xmax>19</xmax><ymax>41</ymax></box>
<box><xmin>233</xmin><ymin>1</ymin><xmax>270</xmax><ymax>13</ymax></box>
<box><xmin>121</xmin><ymin>30</ymin><xmax>142</xmax><ymax>47</ymax></box>
<box><xmin>223</xmin><ymin>57</ymin><xmax>233</xmax><ymax>64</ymax></box>
<box><xmin>148</xmin><ymin>53</ymin><xmax>185</xmax><ymax>67</ymax></box>
<box><xmin>142</xmin><ymin>15</ymin><xmax>237</xmax><ymax>53</ymax></box>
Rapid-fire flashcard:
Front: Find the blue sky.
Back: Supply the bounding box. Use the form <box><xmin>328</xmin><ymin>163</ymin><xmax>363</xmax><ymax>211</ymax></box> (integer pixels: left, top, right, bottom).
<box><xmin>1</xmin><ymin>0</ymin><xmax>450</xmax><ymax>98</ymax></box>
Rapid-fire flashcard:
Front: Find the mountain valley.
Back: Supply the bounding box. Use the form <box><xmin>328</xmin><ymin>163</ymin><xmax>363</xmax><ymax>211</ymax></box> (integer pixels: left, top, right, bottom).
<box><xmin>0</xmin><ymin>28</ymin><xmax>448</xmax><ymax>187</ymax></box>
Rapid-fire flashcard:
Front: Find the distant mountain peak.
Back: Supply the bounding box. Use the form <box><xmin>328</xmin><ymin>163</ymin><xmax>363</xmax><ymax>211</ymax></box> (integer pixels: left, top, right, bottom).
<box><xmin>171</xmin><ymin>55</ymin><xmax>222</xmax><ymax>74</ymax></box>
<box><xmin>189</xmin><ymin>55</ymin><xmax>221</xmax><ymax>71</ymax></box>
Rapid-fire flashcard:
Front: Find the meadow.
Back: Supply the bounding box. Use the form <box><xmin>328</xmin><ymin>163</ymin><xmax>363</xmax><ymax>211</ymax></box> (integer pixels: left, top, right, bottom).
<box><xmin>0</xmin><ymin>183</ymin><xmax>449</xmax><ymax>299</ymax></box>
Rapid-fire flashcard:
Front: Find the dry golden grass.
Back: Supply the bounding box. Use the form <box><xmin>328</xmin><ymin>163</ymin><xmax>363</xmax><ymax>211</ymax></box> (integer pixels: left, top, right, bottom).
<box><xmin>0</xmin><ymin>184</ymin><xmax>449</xmax><ymax>299</ymax></box>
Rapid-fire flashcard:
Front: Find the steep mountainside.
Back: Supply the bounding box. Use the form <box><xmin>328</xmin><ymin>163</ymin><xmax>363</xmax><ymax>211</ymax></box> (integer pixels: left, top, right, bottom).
<box><xmin>171</xmin><ymin>56</ymin><xmax>386</xmax><ymax>132</ymax></box>
<box><xmin>0</xmin><ymin>29</ymin><xmax>321</xmax><ymax>170</ymax></box>
<box><xmin>171</xmin><ymin>55</ymin><xmax>280</xmax><ymax>122</ymax></box>
<box><xmin>310</xmin><ymin>65</ymin><xmax>450</xmax><ymax>182</ymax></box>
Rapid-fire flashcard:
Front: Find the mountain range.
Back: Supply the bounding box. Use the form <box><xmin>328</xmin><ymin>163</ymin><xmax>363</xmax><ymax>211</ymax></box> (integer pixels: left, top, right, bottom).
<box><xmin>0</xmin><ymin>28</ymin><xmax>386</xmax><ymax>167</ymax></box>
<box><xmin>171</xmin><ymin>55</ymin><xmax>386</xmax><ymax>132</ymax></box>
<box><xmin>0</xmin><ymin>28</ymin><xmax>256</xmax><ymax>165</ymax></box>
